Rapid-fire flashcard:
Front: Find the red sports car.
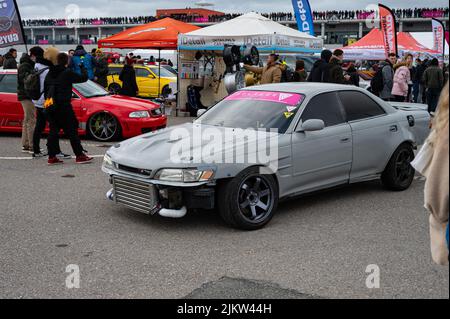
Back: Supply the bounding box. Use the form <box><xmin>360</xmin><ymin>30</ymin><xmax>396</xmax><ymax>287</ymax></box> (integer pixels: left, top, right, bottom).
<box><xmin>0</xmin><ymin>69</ymin><xmax>167</xmax><ymax>142</ymax></box>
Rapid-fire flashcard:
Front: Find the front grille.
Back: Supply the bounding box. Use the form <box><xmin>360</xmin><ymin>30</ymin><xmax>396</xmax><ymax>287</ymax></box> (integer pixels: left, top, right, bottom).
<box><xmin>112</xmin><ymin>176</ymin><xmax>159</xmax><ymax>214</ymax></box>
<box><xmin>117</xmin><ymin>164</ymin><xmax>152</xmax><ymax>177</ymax></box>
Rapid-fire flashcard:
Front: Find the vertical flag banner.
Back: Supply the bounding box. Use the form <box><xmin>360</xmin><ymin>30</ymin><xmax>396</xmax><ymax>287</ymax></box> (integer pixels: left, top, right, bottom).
<box><xmin>379</xmin><ymin>4</ymin><xmax>398</xmax><ymax>58</ymax></box>
<box><xmin>0</xmin><ymin>0</ymin><xmax>26</xmax><ymax>48</ymax></box>
<box><xmin>432</xmin><ymin>18</ymin><xmax>445</xmax><ymax>58</ymax></box>
<box><xmin>292</xmin><ymin>0</ymin><xmax>315</xmax><ymax>36</ymax></box>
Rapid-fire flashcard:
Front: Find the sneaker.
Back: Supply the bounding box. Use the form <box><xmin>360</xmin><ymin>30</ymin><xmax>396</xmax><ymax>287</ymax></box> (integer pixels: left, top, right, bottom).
<box><xmin>33</xmin><ymin>152</ymin><xmax>48</xmax><ymax>158</ymax></box>
<box><xmin>56</xmin><ymin>152</ymin><xmax>72</xmax><ymax>159</ymax></box>
<box><xmin>48</xmin><ymin>157</ymin><xmax>64</xmax><ymax>165</ymax></box>
<box><xmin>76</xmin><ymin>154</ymin><xmax>94</xmax><ymax>164</ymax></box>
<box><xmin>22</xmin><ymin>147</ymin><xmax>32</xmax><ymax>153</ymax></box>
<box><xmin>30</xmin><ymin>148</ymin><xmax>44</xmax><ymax>154</ymax></box>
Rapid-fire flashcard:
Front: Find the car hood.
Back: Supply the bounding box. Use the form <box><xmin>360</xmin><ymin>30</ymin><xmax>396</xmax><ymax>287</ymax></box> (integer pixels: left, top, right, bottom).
<box><xmin>107</xmin><ymin>123</ymin><xmax>281</xmax><ymax>171</ymax></box>
<box><xmin>161</xmin><ymin>76</ymin><xmax>177</xmax><ymax>82</ymax></box>
<box><xmin>87</xmin><ymin>95</ymin><xmax>160</xmax><ymax>111</ymax></box>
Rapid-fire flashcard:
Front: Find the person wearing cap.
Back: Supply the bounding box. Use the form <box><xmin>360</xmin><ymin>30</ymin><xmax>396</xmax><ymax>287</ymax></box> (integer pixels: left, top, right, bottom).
<box><xmin>244</xmin><ymin>54</ymin><xmax>282</xmax><ymax>85</ymax></box>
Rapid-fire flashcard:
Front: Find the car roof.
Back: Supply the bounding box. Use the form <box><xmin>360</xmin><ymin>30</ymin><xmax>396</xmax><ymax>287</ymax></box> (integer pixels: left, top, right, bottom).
<box><xmin>241</xmin><ymin>82</ymin><xmax>366</xmax><ymax>96</ymax></box>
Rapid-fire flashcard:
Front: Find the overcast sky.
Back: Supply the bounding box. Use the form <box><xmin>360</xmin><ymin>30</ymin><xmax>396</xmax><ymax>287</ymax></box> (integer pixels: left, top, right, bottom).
<box><xmin>15</xmin><ymin>0</ymin><xmax>449</xmax><ymax>19</ymax></box>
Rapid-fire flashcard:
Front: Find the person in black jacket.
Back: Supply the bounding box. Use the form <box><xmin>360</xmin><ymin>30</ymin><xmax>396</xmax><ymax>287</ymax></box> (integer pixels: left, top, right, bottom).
<box><xmin>44</xmin><ymin>53</ymin><xmax>93</xmax><ymax>165</ymax></box>
<box><xmin>328</xmin><ymin>49</ymin><xmax>351</xmax><ymax>84</ymax></box>
<box><xmin>346</xmin><ymin>64</ymin><xmax>360</xmax><ymax>87</ymax></box>
<box><xmin>93</xmin><ymin>49</ymin><xmax>109</xmax><ymax>88</ymax></box>
<box><xmin>3</xmin><ymin>48</ymin><xmax>18</xmax><ymax>69</ymax></box>
<box><xmin>307</xmin><ymin>49</ymin><xmax>332</xmax><ymax>83</ymax></box>
<box><xmin>119</xmin><ymin>60</ymin><xmax>138</xmax><ymax>97</ymax></box>
<box><xmin>413</xmin><ymin>58</ymin><xmax>425</xmax><ymax>103</ymax></box>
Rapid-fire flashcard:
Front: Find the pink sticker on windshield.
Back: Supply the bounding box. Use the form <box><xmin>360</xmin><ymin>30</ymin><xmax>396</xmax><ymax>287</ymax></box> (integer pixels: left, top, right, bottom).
<box><xmin>226</xmin><ymin>91</ymin><xmax>304</xmax><ymax>106</ymax></box>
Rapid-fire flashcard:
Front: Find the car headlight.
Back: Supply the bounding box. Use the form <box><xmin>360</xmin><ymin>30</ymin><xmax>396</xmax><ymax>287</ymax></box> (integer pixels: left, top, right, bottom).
<box><xmin>154</xmin><ymin>168</ymin><xmax>214</xmax><ymax>183</ymax></box>
<box><xmin>103</xmin><ymin>154</ymin><xmax>114</xmax><ymax>169</ymax></box>
<box><xmin>129</xmin><ymin>111</ymin><xmax>150</xmax><ymax>118</ymax></box>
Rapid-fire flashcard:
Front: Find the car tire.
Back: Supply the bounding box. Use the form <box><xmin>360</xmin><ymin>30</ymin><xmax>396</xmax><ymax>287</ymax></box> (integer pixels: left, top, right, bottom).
<box><xmin>88</xmin><ymin>112</ymin><xmax>122</xmax><ymax>142</ymax></box>
<box><xmin>161</xmin><ymin>85</ymin><xmax>171</xmax><ymax>98</ymax></box>
<box><xmin>381</xmin><ymin>143</ymin><xmax>415</xmax><ymax>191</ymax></box>
<box><xmin>218</xmin><ymin>167</ymin><xmax>279</xmax><ymax>230</ymax></box>
<box><xmin>108</xmin><ymin>83</ymin><xmax>121</xmax><ymax>95</ymax></box>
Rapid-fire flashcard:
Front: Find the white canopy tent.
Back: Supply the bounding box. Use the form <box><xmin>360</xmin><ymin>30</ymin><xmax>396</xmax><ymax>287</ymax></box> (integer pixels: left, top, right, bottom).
<box><xmin>178</xmin><ymin>12</ymin><xmax>323</xmax><ymax>54</ymax></box>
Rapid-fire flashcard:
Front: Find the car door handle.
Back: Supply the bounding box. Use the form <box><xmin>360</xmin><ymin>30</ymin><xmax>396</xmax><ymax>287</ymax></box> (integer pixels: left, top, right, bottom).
<box><xmin>390</xmin><ymin>125</ymin><xmax>398</xmax><ymax>132</ymax></box>
<box><xmin>340</xmin><ymin>137</ymin><xmax>351</xmax><ymax>143</ymax></box>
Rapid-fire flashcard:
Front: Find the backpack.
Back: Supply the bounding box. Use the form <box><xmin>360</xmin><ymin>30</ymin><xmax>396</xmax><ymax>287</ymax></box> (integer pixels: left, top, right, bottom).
<box><xmin>371</xmin><ymin>65</ymin><xmax>388</xmax><ymax>94</ymax></box>
<box><xmin>24</xmin><ymin>67</ymin><xmax>49</xmax><ymax>100</ymax></box>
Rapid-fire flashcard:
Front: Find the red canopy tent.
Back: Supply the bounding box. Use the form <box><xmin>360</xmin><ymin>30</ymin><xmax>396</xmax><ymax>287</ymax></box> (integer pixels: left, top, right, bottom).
<box><xmin>341</xmin><ymin>29</ymin><xmax>441</xmax><ymax>61</ymax></box>
<box><xmin>98</xmin><ymin>17</ymin><xmax>200</xmax><ymax>49</ymax></box>
<box><xmin>98</xmin><ymin>18</ymin><xmax>200</xmax><ymax>100</ymax></box>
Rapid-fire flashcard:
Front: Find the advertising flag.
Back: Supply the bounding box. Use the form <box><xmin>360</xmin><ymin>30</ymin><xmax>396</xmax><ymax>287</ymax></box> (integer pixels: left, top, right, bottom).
<box><xmin>379</xmin><ymin>4</ymin><xmax>398</xmax><ymax>58</ymax></box>
<box><xmin>0</xmin><ymin>0</ymin><xmax>26</xmax><ymax>48</ymax></box>
<box><xmin>292</xmin><ymin>0</ymin><xmax>315</xmax><ymax>36</ymax></box>
<box><xmin>432</xmin><ymin>18</ymin><xmax>445</xmax><ymax>56</ymax></box>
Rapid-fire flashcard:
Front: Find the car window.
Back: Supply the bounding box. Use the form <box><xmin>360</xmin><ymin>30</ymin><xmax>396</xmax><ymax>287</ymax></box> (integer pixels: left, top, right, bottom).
<box><xmin>338</xmin><ymin>91</ymin><xmax>385</xmax><ymax>121</ymax></box>
<box><xmin>0</xmin><ymin>74</ymin><xmax>17</xmax><ymax>93</ymax></box>
<box><xmin>135</xmin><ymin>68</ymin><xmax>151</xmax><ymax>77</ymax></box>
<box><xmin>150</xmin><ymin>67</ymin><xmax>175</xmax><ymax>78</ymax></box>
<box><xmin>196</xmin><ymin>91</ymin><xmax>306</xmax><ymax>133</ymax></box>
<box><xmin>300</xmin><ymin>92</ymin><xmax>345</xmax><ymax>127</ymax></box>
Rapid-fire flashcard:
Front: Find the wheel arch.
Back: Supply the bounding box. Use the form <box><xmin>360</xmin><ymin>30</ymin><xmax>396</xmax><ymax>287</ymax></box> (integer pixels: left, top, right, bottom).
<box><xmin>86</xmin><ymin>110</ymin><xmax>123</xmax><ymax>140</ymax></box>
<box><xmin>382</xmin><ymin>140</ymin><xmax>416</xmax><ymax>172</ymax></box>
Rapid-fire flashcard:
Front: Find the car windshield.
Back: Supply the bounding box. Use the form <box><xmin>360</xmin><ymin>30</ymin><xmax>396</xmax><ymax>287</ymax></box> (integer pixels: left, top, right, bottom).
<box><xmin>195</xmin><ymin>91</ymin><xmax>305</xmax><ymax>133</ymax></box>
<box><xmin>162</xmin><ymin>65</ymin><xmax>177</xmax><ymax>75</ymax></box>
<box><xmin>150</xmin><ymin>66</ymin><xmax>175</xmax><ymax>78</ymax></box>
<box><xmin>73</xmin><ymin>80</ymin><xmax>109</xmax><ymax>98</ymax></box>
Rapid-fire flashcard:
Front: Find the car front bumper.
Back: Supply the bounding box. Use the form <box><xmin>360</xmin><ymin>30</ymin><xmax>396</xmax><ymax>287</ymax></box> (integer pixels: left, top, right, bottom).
<box><xmin>103</xmin><ymin>169</ymin><xmax>216</xmax><ymax>218</ymax></box>
<box><xmin>120</xmin><ymin>115</ymin><xmax>167</xmax><ymax>139</ymax></box>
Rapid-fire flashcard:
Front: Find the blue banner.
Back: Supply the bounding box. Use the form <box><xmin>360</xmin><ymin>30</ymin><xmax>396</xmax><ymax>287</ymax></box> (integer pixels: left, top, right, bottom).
<box><xmin>292</xmin><ymin>0</ymin><xmax>315</xmax><ymax>36</ymax></box>
<box><xmin>0</xmin><ymin>0</ymin><xmax>26</xmax><ymax>48</ymax></box>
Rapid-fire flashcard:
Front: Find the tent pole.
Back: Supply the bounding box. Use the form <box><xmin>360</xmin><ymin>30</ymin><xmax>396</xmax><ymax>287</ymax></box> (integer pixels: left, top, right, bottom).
<box><xmin>176</xmin><ymin>49</ymin><xmax>180</xmax><ymax>117</ymax></box>
<box><xmin>158</xmin><ymin>49</ymin><xmax>161</xmax><ymax>99</ymax></box>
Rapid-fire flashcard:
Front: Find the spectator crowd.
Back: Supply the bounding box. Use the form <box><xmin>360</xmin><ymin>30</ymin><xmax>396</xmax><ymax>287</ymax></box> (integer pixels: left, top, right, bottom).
<box><xmin>21</xmin><ymin>7</ymin><xmax>449</xmax><ymax>27</ymax></box>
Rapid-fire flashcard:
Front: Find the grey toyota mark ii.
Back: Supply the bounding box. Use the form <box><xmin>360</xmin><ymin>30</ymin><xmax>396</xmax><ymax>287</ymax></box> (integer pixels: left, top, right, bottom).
<box><xmin>102</xmin><ymin>83</ymin><xmax>430</xmax><ymax>230</ymax></box>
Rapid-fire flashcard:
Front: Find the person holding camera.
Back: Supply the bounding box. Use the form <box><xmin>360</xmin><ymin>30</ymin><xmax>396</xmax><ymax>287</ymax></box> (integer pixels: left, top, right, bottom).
<box><xmin>244</xmin><ymin>54</ymin><xmax>282</xmax><ymax>85</ymax></box>
<box><xmin>44</xmin><ymin>53</ymin><xmax>93</xmax><ymax>165</ymax></box>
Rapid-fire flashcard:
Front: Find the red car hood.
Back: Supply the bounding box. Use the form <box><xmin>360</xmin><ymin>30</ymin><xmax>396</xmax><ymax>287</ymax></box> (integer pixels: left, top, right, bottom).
<box><xmin>88</xmin><ymin>95</ymin><xmax>160</xmax><ymax>111</ymax></box>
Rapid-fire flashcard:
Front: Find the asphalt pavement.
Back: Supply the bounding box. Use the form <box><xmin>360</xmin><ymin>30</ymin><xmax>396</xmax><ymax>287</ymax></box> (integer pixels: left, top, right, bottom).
<box><xmin>0</xmin><ymin>116</ymin><xmax>448</xmax><ymax>299</ymax></box>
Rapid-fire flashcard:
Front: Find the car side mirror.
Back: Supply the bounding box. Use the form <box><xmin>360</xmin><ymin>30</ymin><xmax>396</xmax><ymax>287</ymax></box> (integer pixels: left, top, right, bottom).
<box><xmin>149</xmin><ymin>74</ymin><xmax>156</xmax><ymax>79</ymax></box>
<box><xmin>298</xmin><ymin>119</ymin><xmax>325</xmax><ymax>132</ymax></box>
<box><xmin>197</xmin><ymin>109</ymin><xmax>207</xmax><ymax>117</ymax></box>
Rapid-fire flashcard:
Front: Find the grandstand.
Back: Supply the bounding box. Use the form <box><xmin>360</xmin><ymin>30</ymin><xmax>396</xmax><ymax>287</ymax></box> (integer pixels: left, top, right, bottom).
<box><xmin>20</xmin><ymin>8</ymin><xmax>449</xmax><ymax>47</ymax></box>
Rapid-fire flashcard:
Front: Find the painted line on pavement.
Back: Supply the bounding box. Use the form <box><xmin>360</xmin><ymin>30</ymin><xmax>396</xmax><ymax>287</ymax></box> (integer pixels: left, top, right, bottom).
<box><xmin>0</xmin><ymin>155</ymin><xmax>105</xmax><ymax>160</ymax></box>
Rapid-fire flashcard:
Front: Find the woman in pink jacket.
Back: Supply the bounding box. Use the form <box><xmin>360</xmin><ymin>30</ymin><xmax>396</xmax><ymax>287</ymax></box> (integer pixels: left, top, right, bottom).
<box><xmin>392</xmin><ymin>54</ymin><xmax>413</xmax><ymax>102</ymax></box>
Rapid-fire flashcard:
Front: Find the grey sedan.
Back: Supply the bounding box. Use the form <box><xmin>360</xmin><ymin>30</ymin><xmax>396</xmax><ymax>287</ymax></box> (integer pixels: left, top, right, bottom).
<box><xmin>102</xmin><ymin>83</ymin><xmax>430</xmax><ymax>230</ymax></box>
